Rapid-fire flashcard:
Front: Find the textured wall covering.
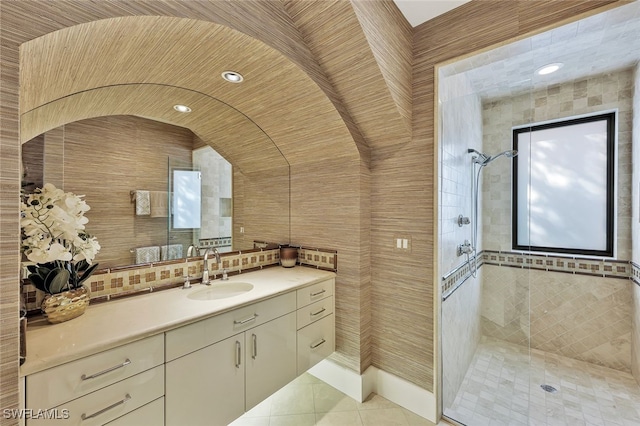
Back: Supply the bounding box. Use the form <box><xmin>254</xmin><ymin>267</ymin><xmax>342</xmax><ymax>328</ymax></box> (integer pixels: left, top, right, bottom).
<box><xmin>33</xmin><ymin>116</ymin><xmax>194</xmax><ymax>269</ymax></box>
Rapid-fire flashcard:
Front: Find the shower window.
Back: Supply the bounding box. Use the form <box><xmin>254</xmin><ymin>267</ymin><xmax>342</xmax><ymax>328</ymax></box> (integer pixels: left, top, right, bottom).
<box><xmin>512</xmin><ymin>111</ymin><xmax>616</xmax><ymax>257</ymax></box>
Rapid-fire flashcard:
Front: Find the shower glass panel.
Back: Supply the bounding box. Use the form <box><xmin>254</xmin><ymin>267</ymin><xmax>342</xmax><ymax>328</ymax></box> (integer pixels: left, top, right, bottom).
<box><xmin>438</xmin><ymin>62</ymin><xmax>534</xmax><ymax>424</ymax></box>
<box><xmin>439</xmin><ymin>3</ymin><xmax>640</xmax><ymax>425</ymax></box>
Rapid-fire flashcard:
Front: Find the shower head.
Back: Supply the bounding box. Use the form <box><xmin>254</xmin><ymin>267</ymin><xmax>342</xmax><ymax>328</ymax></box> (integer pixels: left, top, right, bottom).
<box><xmin>468</xmin><ymin>148</ymin><xmax>518</xmax><ymax>166</ymax></box>
<box><xmin>467</xmin><ymin>148</ymin><xmax>490</xmax><ymax>164</ymax></box>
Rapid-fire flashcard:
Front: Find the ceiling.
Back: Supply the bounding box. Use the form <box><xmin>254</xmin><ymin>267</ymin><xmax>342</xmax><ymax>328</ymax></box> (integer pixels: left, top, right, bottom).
<box><xmin>392</xmin><ymin>0</ymin><xmax>471</xmax><ymax>27</ymax></box>
<box><xmin>439</xmin><ymin>1</ymin><xmax>640</xmax><ymax>100</ymax></box>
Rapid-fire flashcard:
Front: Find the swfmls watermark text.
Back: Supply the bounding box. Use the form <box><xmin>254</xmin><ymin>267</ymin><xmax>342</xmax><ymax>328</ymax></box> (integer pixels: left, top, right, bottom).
<box><xmin>3</xmin><ymin>409</ymin><xmax>70</xmax><ymax>420</ymax></box>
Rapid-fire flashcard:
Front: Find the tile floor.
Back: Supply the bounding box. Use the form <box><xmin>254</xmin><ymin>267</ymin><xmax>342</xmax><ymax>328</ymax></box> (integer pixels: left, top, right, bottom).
<box><xmin>230</xmin><ymin>372</ymin><xmax>437</xmax><ymax>426</ymax></box>
<box><xmin>444</xmin><ymin>337</ymin><xmax>640</xmax><ymax>426</ymax></box>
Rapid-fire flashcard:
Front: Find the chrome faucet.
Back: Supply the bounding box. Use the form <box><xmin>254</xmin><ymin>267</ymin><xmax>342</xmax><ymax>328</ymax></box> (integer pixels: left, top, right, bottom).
<box><xmin>183</xmin><ymin>245</ymin><xmax>198</xmax><ymax>289</ymax></box>
<box><xmin>202</xmin><ymin>247</ymin><xmax>221</xmax><ymax>286</ymax></box>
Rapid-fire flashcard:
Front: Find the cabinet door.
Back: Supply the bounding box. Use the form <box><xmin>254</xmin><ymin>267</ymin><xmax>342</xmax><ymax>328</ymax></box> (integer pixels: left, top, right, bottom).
<box><xmin>297</xmin><ymin>314</ymin><xmax>335</xmax><ymax>375</ymax></box>
<box><xmin>166</xmin><ymin>335</ymin><xmax>245</xmax><ymax>426</ymax></box>
<box><xmin>245</xmin><ymin>312</ymin><xmax>297</xmax><ymax>411</ymax></box>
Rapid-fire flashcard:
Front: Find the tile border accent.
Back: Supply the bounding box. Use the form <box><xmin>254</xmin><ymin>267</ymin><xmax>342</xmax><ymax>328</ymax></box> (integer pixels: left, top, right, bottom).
<box><xmin>442</xmin><ymin>254</ymin><xmax>483</xmax><ymax>301</ymax></box>
<box><xmin>298</xmin><ymin>246</ymin><xmax>338</xmax><ymax>271</ymax></box>
<box><xmin>443</xmin><ymin>250</ymin><xmax>633</xmax><ymax>300</ymax></box>
<box><xmin>632</xmin><ymin>261</ymin><xmax>640</xmax><ymax>287</ymax></box>
<box><xmin>482</xmin><ymin>250</ymin><xmax>630</xmax><ymax>278</ymax></box>
<box><xmin>22</xmin><ymin>243</ymin><xmax>338</xmax><ymax>314</ymax></box>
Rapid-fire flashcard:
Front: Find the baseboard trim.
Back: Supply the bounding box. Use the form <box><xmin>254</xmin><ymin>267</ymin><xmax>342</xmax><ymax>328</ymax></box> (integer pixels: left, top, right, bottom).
<box><xmin>308</xmin><ymin>359</ymin><xmax>437</xmax><ymax>423</ymax></box>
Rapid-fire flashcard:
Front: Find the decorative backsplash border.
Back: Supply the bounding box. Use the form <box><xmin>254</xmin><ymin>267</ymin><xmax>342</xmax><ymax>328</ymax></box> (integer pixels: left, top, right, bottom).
<box><xmin>443</xmin><ymin>250</ymin><xmax>633</xmax><ymax>300</ymax></box>
<box><xmin>632</xmin><ymin>261</ymin><xmax>640</xmax><ymax>287</ymax></box>
<box><xmin>22</xmin><ymin>244</ymin><xmax>338</xmax><ymax>314</ymax></box>
<box><xmin>298</xmin><ymin>246</ymin><xmax>338</xmax><ymax>271</ymax></box>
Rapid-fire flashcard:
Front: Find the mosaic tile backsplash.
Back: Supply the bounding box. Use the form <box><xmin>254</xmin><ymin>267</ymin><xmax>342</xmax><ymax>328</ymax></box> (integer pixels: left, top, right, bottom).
<box><xmin>22</xmin><ymin>244</ymin><xmax>337</xmax><ymax>314</ymax></box>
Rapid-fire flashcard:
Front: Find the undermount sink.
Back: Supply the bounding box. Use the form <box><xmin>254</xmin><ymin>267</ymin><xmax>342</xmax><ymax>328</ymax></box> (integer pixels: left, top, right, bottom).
<box><xmin>187</xmin><ymin>282</ymin><xmax>254</xmax><ymax>301</ymax></box>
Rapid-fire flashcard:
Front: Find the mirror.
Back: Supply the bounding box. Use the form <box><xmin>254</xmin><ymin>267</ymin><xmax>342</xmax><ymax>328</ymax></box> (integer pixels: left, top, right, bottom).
<box><xmin>21</xmin><ymin>86</ymin><xmax>291</xmax><ymax>270</ymax></box>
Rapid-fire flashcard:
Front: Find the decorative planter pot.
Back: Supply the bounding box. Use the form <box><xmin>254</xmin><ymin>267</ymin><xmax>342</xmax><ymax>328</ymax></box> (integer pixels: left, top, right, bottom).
<box><xmin>41</xmin><ymin>286</ymin><xmax>90</xmax><ymax>324</ymax></box>
<box><xmin>280</xmin><ymin>247</ymin><xmax>298</xmax><ymax>268</ymax></box>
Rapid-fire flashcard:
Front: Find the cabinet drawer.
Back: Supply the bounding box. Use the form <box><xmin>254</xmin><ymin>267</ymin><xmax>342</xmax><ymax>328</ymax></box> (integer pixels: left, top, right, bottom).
<box><xmin>105</xmin><ymin>397</ymin><xmax>164</xmax><ymax>426</ymax></box>
<box><xmin>296</xmin><ymin>279</ymin><xmax>334</xmax><ymax>308</ymax></box>
<box><xmin>27</xmin><ymin>365</ymin><xmax>164</xmax><ymax>426</ymax></box>
<box><xmin>26</xmin><ymin>334</ymin><xmax>164</xmax><ymax>410</ymax></box>
<box><xmin>296</xmin><ymin>296</ymin><xmax>333</xmax><ymax>330</ymax></box>
<box><xmin>166</xmin><ymin>291</ymin><xmax>296</xmax><ymax>361</ymax></box>
<box><xmin>297</xmin><ymin>314</ymin><xmax>335</xmax><ymax>375</ymax></box>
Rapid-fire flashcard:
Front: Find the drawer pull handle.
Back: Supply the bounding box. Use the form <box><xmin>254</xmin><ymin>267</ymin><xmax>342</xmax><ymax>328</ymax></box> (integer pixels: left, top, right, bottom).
<box><xmin>310</xmin><ymin>308</ymin><xmax>326</xmax><ymax>317</ymax></box>
<box><xmin>81</xmin><ymin>393</ymin><xmax>131</xmax><ymax>420</ymax></box>
<box><xmin>310</xmin><ymin>338</ymin><xmax>326</xmax><ymax>349</ymax></box>
<box><xmin>234</xmin><ymin>314</ymin><xmax>258</xmax><ymax>325</ymax></box>
<box><xmin>235</xmin><ymin>341</ymin><xmax>242</xmax><ymax>368</ymax></box>
<box><xmin>252</xmin><ymin>333</ymin><xmax>258</xmax><ymax>359</ymax></box>
<box><xmin>81</xmin><ymin>359</ymin><xmax>131</xmax><ymax>380</ymax></box>
<box><xmin>310</xmin><ymin>289</ymin><xmax>326</xmax><ymax>297</ymax></box>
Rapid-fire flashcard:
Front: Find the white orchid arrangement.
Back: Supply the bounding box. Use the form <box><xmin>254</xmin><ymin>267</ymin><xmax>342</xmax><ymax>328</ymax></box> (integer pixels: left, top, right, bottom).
<box><xmin>21</xmin><ymin>183</ymin><xmax>101</xmax><ymax>294</ymax></box>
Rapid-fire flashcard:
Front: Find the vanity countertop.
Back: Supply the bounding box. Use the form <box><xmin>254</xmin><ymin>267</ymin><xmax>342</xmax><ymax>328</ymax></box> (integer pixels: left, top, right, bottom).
<box><xmin>21</xmin><ymin>266</ymin><xmax>336</xmax><ymax>376</ymax></box>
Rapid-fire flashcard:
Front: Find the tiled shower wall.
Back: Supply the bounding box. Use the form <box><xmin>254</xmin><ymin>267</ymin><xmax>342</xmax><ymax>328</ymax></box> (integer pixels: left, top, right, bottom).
<box><xmin>482</xmin><ymin>264</ymin><xmax>632</xmax><ymax>371</ymax></box>
<box><xmin>481</xmin><ymin>69</ymin><xmax>635</xmax><ymax>372</ymax></box>
<box><xmin>482</xmin><ymin>69</ymin><xmax>633</xmax><ymax>256</ymax></box>
<box><xmin>193</xmin><ymin>147</ymin><xmax>232</xmax><ymax>244</ymax></box>
<box><xmin>439</xmin><ymin>71</ymin><xmax>483</xmax><ymax>409</ymax></box>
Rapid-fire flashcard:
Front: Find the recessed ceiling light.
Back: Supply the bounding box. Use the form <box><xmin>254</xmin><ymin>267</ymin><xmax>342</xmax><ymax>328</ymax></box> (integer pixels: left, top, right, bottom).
<box><xmin>536</xmin><ymin>63</ymin><xmax>564</xmax><ymax>76</ymax></box>
<box><xmin>221</xmin><ymin>71</ymin><xmax>244</xmax><ymax>83</ymax></box>
<box><xmin>173</xmin><ymin>104</ymin><xmax>192</xmax><ymax>113</ymax></box>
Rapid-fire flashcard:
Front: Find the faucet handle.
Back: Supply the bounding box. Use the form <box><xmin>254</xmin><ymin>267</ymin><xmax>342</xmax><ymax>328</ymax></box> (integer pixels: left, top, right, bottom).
<box><xmin>182</xmin><ymin>274</ymin><xmax>192</xmax><ymax>289</ymax></box>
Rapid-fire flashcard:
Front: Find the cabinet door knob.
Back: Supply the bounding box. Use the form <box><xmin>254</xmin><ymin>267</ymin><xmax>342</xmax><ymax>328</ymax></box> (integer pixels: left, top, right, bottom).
<box><xmin>310</xmin><ymin>289</ymin><xmax>326</xmax><ymax>297</ymax></box>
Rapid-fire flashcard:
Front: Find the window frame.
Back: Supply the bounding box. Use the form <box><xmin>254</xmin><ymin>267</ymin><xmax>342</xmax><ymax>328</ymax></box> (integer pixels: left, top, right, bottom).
<box><xmin>511</xmin><ymin>111</ymin><xmax>616</xmax><ymax>258</ymax></box>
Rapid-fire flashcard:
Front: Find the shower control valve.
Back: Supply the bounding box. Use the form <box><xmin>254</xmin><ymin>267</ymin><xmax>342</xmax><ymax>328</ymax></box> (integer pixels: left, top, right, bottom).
<box><xmin>456</xmin><ymin>240</ymin><xmax>474</xmax><ymax>257</ymax></box>
<box><xmin>457</xmin><ymin>214</ymin><xmax>471</xmax><ymax>227</ymax></box>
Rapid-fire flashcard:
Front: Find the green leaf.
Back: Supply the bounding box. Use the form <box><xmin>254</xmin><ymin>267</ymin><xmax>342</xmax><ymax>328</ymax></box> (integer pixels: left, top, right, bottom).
<box><xmin>36</xmin><ymin>266</ymin><xmax>52</xmax><ymax>280</ymax></box>
<box><xmin>45</xmin><ymin>269</ymin><xmax>70</xmax><ymax>294</ymax></box>
<box><xmin>75</xmin><ymin>260</ymin><xmax>89</xmax><ymax>272</ymax></box>
<box><xmin>77</xmin><ymin>263</ymin><xmax>99</xmax><ymax>285</ymax></box>
<box><xmin>27</xmin><ymin>273</ymin><xmax>46</xmax><ymax>293</ymax></box>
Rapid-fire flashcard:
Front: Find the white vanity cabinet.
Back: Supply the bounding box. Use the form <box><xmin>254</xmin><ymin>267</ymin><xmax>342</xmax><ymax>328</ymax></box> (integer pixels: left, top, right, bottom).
<box><xmin>244</xmin><ymin>311</ymin><xmax>297</xmax><ymax>410</ymax></box>
<box><xmin>296</xmin><ymin>279</ymin><xmax>335</xmax><ymax>374</ymax></box>
<box><xmin>165</xmin><ymin>292</ymin><xmax>297</xmax><ymax>426</ymax></box>
<box><xmin>22</xmin><ymin>272</ymin><xmax>336</xmax><ymax>426</ymax></box>
<box><xmin>24</xmin><ymin>334</ymin><xmax>164</xmax><ymax>425</ymax></box>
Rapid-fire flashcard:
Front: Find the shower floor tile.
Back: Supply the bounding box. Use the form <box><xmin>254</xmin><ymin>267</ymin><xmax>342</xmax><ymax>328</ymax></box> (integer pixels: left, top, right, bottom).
<box><xmin>444</xmin><ymin>337</ymin><xmax>640</xmax><ymax>425</ymax></box>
